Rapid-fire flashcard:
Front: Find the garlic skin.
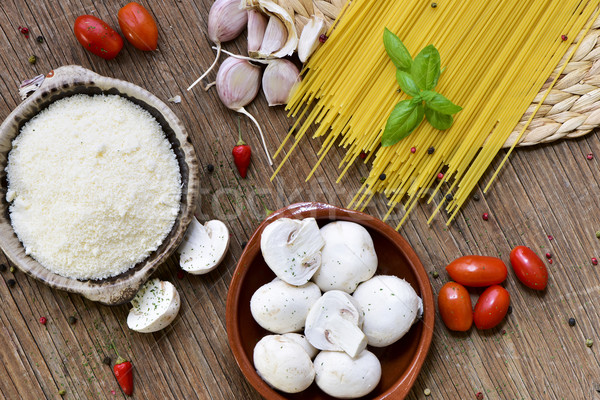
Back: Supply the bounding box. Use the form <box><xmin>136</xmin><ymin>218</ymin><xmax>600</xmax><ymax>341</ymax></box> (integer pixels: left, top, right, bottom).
<box><xmin>248</xmin><ymin>9</ymin><xmax>268</xmax><ymax>53</ymax></box>
<box><xmin>243</xmin><ymin>0</ymin><xmax>298</xmax><ymax>59</ymax></box>
<box><xmin>216</xmin><ymin>56</ymin><xmax>261</xmax><ymax>109</ymax></box>
<box><xmin>262</xmin><ymin>59</ymin><xmax>301</xmax><ymax>106</ymax></box>
<box><xmin>258</xmin><ymin>16</ymin><xmax>288</xmax><ymax>57</ymax></box>
<box><xmin>208</xmin><ymin>0</ymin><xmax>248</xmax><ymax>43</ymax></box>
<box><xmin>297</xmin><ymin>17</ymin><xmax>327</xmax><ymax>63</ymax></box>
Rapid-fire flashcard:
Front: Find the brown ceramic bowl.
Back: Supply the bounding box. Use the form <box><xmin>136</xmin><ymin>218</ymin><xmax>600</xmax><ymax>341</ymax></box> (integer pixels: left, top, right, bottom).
<box><xmin>0</xmin><ymin>65</ymin><xmax>199</xmax><ymax>305</ymax></box>
<box><xmin>226</xmin><ymin>202</ymin><xmax>434</xmax><ymax>400</ymax></box>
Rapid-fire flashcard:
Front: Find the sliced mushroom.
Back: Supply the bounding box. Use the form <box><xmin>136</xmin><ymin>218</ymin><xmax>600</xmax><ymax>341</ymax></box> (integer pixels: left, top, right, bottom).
<box><xmin>312</xmin><ymin>221</ymin><xmax>377</xmax><ymax>293</ymax></box>
<box><xmin>250</xmin><ymin>278</ymin><xmax>321</xmax><ymax>333</ymax></box>
<box><xmin>177</xmin><ymin>217</ymin><xmax>230</xmax><ymax>274</ymax></box>
<box><xmin>282</xmin><ymin>332</ymin><xmax>318</xmax><ymax>359</ymax></box>
<box><xmin>260</xmin><ymin>218</ymin><xmax>325</xmax><ymax>285</ymax></box>
<box><xmin>254</xmin><ymin>334</ymin><xmax>315</xmax><ymax>393</ymax></box>
<box><xmin>352</xmin><ymin>275</ymin><xmax>423</xmax><ymax>347</ymax></box>
<box><xmin>304</xmin><ymin>290</ymin><xmax>367</xmax><ymax>358</ymax></box>
<box><xmin>127</xmin><ymin>279</ymin><xmax>181</xmax><ymax>333</ymax></box>
<box><xmin>314</xmin><ymin>350</ymin><xmax>381</xmax><ymax>399</ymax></box>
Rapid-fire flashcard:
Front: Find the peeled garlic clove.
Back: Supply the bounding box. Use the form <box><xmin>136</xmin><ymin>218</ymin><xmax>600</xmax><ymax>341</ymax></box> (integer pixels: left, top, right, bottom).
<box><xmin>248</xmin><ymin>9</ymin><xmax>268</xmax><ymax>54</ymax></box>
<box><xmin>243</xmin><ymin>0</ymin><xmax>298</xmax><ymax>58</ymax></box>
<box><xmin>188</xmin><ymin>0</ymin><xmax>248</xmax><ymax>91</ymax></box>
<box><xmin>262</xmin><ymin>59</ymin><xmax>301</xmax><ymax>106</ymax></box>
<box><xmin>259</xmin><ymin>16</ymin><xmax>288</xmax><ymax>56</ymax></box>
<box><xmin>297</xmin><ymin>16</ymin><xmax>327</xmax><ymax>63</ymax></box>
<box><xmin>216</xmin><ymin>56</ymin><xmax>261</xmax><ymax>109</ymax></box>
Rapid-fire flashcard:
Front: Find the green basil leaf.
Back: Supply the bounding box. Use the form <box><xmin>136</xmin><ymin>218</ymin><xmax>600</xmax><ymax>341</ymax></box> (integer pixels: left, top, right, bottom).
<box><xmin>383</xmin><ymin>28</ymin><xmax>412</xmax><ymax>71</ymax></box>
<box><xmin>425</xmin><ymin>106</ymin><xmax>453</xmax><ymax>130</ymax></box>
<box><xmin>420</xmin><ymin>90</ymin><xmax>437</xmax><ymax>103</ymax></box>
<box><xmin>396</xmin><ymin>70</ymin><xmax>420</xmax><ymax>97</ymax></box>
<box><xmin>381</xmin><ymin>100</ymin><xmax>425</xmax><ymax>147</ymax></box>
<box><xmin>411</xmin><ymin>45</ymin><xmax>441</xmax><ymax>90</ymax></box>
<box><xmin>424</xmin><ymin>91</ymin><xmax>462</xmax><ymax>115</ymax></box>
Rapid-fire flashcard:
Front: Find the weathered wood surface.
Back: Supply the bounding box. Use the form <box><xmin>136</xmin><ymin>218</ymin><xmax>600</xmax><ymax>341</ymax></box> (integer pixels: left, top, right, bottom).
<box><xmin>1</xmin><ymin>1</ymin><xmax>600</xmax><ymax>399</ymax></box>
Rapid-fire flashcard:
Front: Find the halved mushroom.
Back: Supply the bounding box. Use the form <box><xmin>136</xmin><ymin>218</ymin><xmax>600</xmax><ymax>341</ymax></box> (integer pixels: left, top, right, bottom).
<box><xmin>304</xmin><ymin>290</ymin><xmax>367</xmax><ymax>358</ymax></box>
<box><xmin>177</xmin><ymin>217</ymin><xmax>230</xmax><ymax>274</ymax></box>
<box><xmin>282</xmin><ymin>332</ymin><xmax>318</xmax><ymax>359</ymax></box>
<box><xmin>312</xmin><ymin>221</ymin><xmax>378</xmax><ymax>293</ymax></box>
<box><xmin>127</xmin><ymin>278</ymin><xmax>181</xmax><ymax>333</ymax></box>
<box><xmin>260</xmin><ymin>218</ymin><xmax>325</xmax><ymax>285</ymax></box>
<box><xmin>254</xmin><ymin>334</ymin><xmax>315</xmax><ymax>393</ymax></box>
<box><xmin>250</xmin><ymin>278</ymin><xmax>321</xmax><ymax>333</ymax></box>
<box><xmin>314</xmin><ymin>350</ymin><xmax>381</xmax><ymax>399</ymax></box>
<box><xmin>352</xmin><ymin>275</ymin><xmax>423</xmax><ymax>347</ymax></box>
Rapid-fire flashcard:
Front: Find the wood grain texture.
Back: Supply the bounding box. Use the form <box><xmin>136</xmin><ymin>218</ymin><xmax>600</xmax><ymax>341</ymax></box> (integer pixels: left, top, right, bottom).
<box><xmin>0</xmin><ymin>1</ymin><xmax>600</xmax><ymax>399</ymax></box>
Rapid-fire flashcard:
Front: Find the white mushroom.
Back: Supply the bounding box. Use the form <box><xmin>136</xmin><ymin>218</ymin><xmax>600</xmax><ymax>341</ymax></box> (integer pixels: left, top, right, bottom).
<box><xmin>260</xmin><ymin>218</ymin><xmax>325</xmax><ymax>285</ymax></box>
<box><xmin>352</xmin><ymin>275</ymin><xmax>423</xmax><ymax>347</ymax></box>
<box><xmin>314</xmin><ymin>350</ymin><xmax>382</xmax><ymax>399</ymax></box>
<box><xmin>304</xmin><ymin>290</ymin><xmax>367</xmax><ymax>358</ymax></box>
<box><xmin>282</xmin><ymin>333</ymin><xmax>318</xmax><ymax>359</ymax></box>
<box><xmin>253</xmin><ymin>334</ymin><xmax>315</xmax><ymax>393</ymax></box>
<box><xmin>127</xmin><ymin>279</ymin><xmax>181</xmax><ymax>333</ymax></box>
<box><xmin>311</xmin><ymin>221</ymin><xmax>377</xmax><ymax>293</ymax></box>
<box><xmin>177</xmin><ymin>217</ymin><xmax>230</xmax><ymax>274</ymax></box>
<box><xmin>250</xmin><ymin>278</ymin><xmax>321</xmax><ymax>333</ymax></box>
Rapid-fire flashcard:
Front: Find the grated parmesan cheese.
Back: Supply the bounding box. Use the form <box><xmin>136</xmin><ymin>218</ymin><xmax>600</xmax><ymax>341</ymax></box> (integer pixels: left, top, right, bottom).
<box><xmin>5</xmin><ymin>94</ymin><xmax>182</xmax><ymax>280</ymax></box>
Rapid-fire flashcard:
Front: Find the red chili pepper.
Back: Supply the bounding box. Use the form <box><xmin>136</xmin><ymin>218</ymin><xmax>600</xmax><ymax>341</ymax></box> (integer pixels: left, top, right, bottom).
<box><xmin>113</xmin><ymin>357</ymin><xmax>133</xmax><ymax>396</ymax></box>
<box><xmin>232</xmin><ymin>120</ymin><xmax>251</xmax><ymax>178</ymax></box>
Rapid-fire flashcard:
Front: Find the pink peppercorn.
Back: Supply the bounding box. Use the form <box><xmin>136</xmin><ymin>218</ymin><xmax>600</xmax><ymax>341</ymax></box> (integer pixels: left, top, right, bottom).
<box><xmin>587</xmin><ymin>153</ymin><xmax>594</xmax><ymax>160</ymax></box>
<box><xmin>359</xmin><ymin>152</ymin><xmax>367</xmax><ymax>160</ymax></box>
<box><xmin>482</xmin><ymin>212</ymin><xmax>489</xmax><ymax>221</ymax></box>
<box><xmin>437</xmin><ymin>172</ymin><xmax>444</xmax><ymax>180</ymax></box>
<box><xmin>592</xmin><ymin>258</ymin><xmax>598</xmax><ymax>265</ymax></box>
<box><xmin>545</xmin><ymin>252</ymin><xmax>552</xmax><ymax>259</ymax></box>
<box><xmin>548</xmin><ymin>235</ymin><xmax>554</xmax><ymax>240</ymax></box>
<box><xmin>410</xmin><ymin>147</ymin><xmax>416</xmax><ymax>153</ymax></box>
<box><xmin>319</xmin><ymin>34</ymin><xmax>328</xmax><ymax>43</ymax></box>
<box><xmin>39</xmin><ymin>317</ymin><xmax>47</xmax><ymax>325</ymax></box>
<box><xmin>549</xmin><ymin>259</ymin><xmax>553</xmax><ymax>264</ymax></box>
<box><xmin>476</xmin><ymin>392</ymin><xmax>484</xmax><ymax>400</ymax></box>
<box><xmin>177</xmin><ymin>270</ymin><xmax>185</xmax><ymax>279</ymax></box>
<box><xmin>561</xmin><ymin>34</ymin><xmax>568</xmax><ymax>41</ymax></box>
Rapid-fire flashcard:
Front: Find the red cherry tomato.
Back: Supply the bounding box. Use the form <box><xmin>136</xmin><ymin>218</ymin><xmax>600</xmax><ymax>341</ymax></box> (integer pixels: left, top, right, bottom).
<box><xmin>438</xmin><ymin>282</ymin><xmax>473</xmax><ymax>332</ymax></box>
<box><xmin>445</xmin><ymin>255</ymin><xmax>507</xmax><ymax>287</ymax></box>
<box><xmin>118</xmin><ymin>2</ymin><xmax>158</xmax><ymax>51</ymax></box>
<box><xmin>74</xmin><ymin>15</ymin><xmax>123</xmax><ymax>59</ymax></box>
<box><xmin>510</xmin><ymin>246</ymin><xmax>548</xmax><ymax>290</ymax></box>
<box><xmin>473</xmin><ymin>285</ymin><xmax>510</xmax><ymax>330</ymax></box>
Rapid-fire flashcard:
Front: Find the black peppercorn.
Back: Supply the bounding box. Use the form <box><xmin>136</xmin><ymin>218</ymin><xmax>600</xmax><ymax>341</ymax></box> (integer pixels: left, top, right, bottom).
<box><xmin>507</xmin><ymin>305</ymin><xmax>513</xmax><ymax>314</ymax></box>
<box><xmin>36</xmin><ymin>35</ymin><xmax>44</xmax><ymax>43</ymax></box>
<box><xmin>102</xmin><ymin>356</ymin><xmax>112</xmax><ymax>366</ymax></box>
<box><xmin>445</xmin><ymin>193</ymin><xmax>453</xmax><ymax>201</ymax></box>
<box><xmin>7</xmin><ymin>279</ymin><xmax>16</xmax><ymax>288</ymax></box>
<box><xmin>207</xmin><ymin>164</ymin><xmax>214</xmax><ymax>173</ymax></box>
<box><xmin>568</xmin><ymin>317</ymin><xmax>576</xmax><ymax>327</ymax></box>
<box><xmin>0</xmin><ymin>264</ymin><xmax>6</xmax><ymax>272</ymax></box>
<box><xmin>431</xmin><ymin>2</ymin><xmax>437</xmax><ymax>7</ymax></box>
<box><xmin>241</xmin><ymin>242</ymin><xmax>247</xmax><ymax>249</ymax></box>
<box><xmin>68</xmin><ymin>316</ymin><xmax>77</xmax><ymax>325</ymax></box>
<box><xmin>428</xmin><ymin>147</ymin><xmax>435</xmax><ymax>154</ymax></box>
<box><xmin>473</xmin><ymin>194</ymin><xmax>480</xmax><ymax>201</ymax></box>
<box><xmin>379</xmin><ymin>173</ymin><xmax>386</xmax><ymax>180</ymax></box>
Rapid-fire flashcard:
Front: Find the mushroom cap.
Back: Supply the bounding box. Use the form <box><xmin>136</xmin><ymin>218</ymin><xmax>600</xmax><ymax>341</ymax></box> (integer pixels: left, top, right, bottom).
<box><xmin>177</xmin><ymin>218</ymin><xmax>230</xmax><ymax>275</ymax></box>
<box><xmin>127</xmin><ymin>278</ymin><xmax>181</xmax><ymax>333</ymax></box>
<box><xmin>260</xmin><ymin>218</ymin><xmax>325</xmax><ymax>285</ymax></box>
<box><xmin>353</xmin><ymin>275</ymin><xmax>423</xmax><ymax>347</ymax></box>
<box><xmin>282</xmin><ymin>333</ymin><xmax>318</xmax><ymax>359</ymax></box>
<box><xmin>312</xmin><ymin>221</ymin><xmax>377</xmax><ymax>293</ymax></box>
<box><xmin>253</xmin><ymin>335</ymin><xmax>315</xmax><ymax>393</ymax></box>
<box><xmin>314</xmin><ymin>350</ymin><xmax>382</xmax><ymax>398</ymax></box>
<box><xmin>250</xmin><ymin>278</ymin><xmax>321</xmax><ymax>333</ymax></box>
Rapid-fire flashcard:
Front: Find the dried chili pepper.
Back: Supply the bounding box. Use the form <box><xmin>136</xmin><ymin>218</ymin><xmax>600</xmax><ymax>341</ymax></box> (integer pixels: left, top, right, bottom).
<box><xmin>114</xmin><ymin>357</ymin><xmax>133</xmax><ymax>396</ymax></box>
<box><xmin>232</xmin><ymin>119</ymin><xmax>251</xmax><ymax>178</ymax></box>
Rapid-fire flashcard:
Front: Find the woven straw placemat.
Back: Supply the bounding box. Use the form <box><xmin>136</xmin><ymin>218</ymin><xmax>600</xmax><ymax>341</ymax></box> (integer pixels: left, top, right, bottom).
<box><xmin>281</xmin><ymin>0</ymin><xmax>600</xmax><ymax>148</ymax></box>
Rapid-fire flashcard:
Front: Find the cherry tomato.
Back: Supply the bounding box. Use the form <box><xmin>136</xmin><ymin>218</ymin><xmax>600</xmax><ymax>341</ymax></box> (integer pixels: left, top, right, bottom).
<box><xmin>118</xmin><ymin>2</ymin><xmax>158</xmax><ymax>51</ymax></box>
<box><xmin>438</xmin><ymin>282</ymin><xmax>473</xmax><ymax>331</ymax></box>
<box><xmin>445</xmin><ymin>255</ymin><xmax>507</xmax><ymax>287</ymax></box>
<box><xmin>74</xmin><ymin>15</ymin><xmax>123</xmax><ymax>60</ymax></box>
<box><xmin>473</xmin><ymin>285</ymin><xmax>510</xmax><ymax>330</ymax></box>
<box><xmin>510</xmin><ymin>246</ymin><xmax>548</xmax><ymax>290</ymax></box>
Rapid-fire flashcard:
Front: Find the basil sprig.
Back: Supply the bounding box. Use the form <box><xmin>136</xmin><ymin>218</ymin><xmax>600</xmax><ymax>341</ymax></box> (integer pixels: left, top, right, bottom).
<box><xmin>381</xmin><ymin>28</ymin><xmax>462</xmax><ymax>147</ymax></box>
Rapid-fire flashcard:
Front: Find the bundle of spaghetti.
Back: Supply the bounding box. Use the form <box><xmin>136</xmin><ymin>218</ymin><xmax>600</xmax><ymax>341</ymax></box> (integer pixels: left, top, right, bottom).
<box><xmin>272</xmin><ymin>0</ymin><xmax>600</xmax><ymax>228</ymax></box>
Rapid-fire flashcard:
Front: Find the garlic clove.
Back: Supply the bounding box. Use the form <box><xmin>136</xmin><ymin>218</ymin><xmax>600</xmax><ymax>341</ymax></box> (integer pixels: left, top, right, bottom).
<box><xmin>294</xmin><ymin>15</ymin><xmax>310</xmax><ymax>36</ymax></box>
<box><xmin>258</xmin><ymin>16</ymin><xmax>288</xmax><ymax>57</ymax></box>
<box><xmin>248</xmin><ymin>9</ymin><xmax>268</xmax><ymax>54</ymax></box>
<box><xmin>243</xmin><ymin>0</ymin><xmax>298</xmax><ymax>59</ymax></box>
<box><xmin>297</xmin><ymin>16</ymin><xmax>327</xmax><ymax>63</ymax></box>
<box><xmin>208</xmin><ymin>0</ymin><xmax>248</xmax><ymax>43</ymax></box>
<box><xmin>216</xmin><ymin>56</ymin><xmax>261</xmax><ymax>110</ymax></box>
<box><xmin>262</xmin><ymin>59</ymin><xmax>301</xmax><ymax>106</ymax></box>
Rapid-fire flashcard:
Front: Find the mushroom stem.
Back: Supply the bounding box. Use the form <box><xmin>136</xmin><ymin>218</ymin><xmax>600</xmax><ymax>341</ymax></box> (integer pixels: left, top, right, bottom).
<box><xmin>237</xmin><ymin>107</ymin><xmax>273</xmax><ymax>165</ymax></box>
<box><xmin>187</xmin><ymin>44</ymin><xmax>222</xmax><ymax>91</ymax></box>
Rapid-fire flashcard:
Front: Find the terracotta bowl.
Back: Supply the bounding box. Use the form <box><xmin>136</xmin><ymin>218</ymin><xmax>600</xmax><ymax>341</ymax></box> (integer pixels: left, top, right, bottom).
<box><xmin>0</xmin><ymin>65</ymin><xmax>199</xmax><ymax>305</ymax></box>
<box><xmin>226</xmin><ymin>202</ymin><xmax>435</xmax><ymax>400</ymax></box>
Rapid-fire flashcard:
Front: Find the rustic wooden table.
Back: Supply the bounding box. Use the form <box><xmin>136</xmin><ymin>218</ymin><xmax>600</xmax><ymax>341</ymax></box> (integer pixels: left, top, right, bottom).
<box><xmin>2</xmin><ymin>1</ymin><xmax>600</xmax><ymax>399</ymax></box>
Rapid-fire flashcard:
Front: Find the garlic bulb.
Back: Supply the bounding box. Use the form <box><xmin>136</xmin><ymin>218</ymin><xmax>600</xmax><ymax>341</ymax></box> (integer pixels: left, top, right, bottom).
<box><xmin>248</xmin><ymin>9</ymin><xmax>268</xmax><ymax>53</ymax></box>
<box><xmin>297</xmin><ymin>16</ymin><xmax>327</xmax><ymax>63</ymax></box>
<box><xmin>262</xmin><ymin>59</ymin><xmax>301</xmax><ymax>106</ymax></box>
<box><xmin>188</xmin><ymin>0</ymin><xmax>248</xmax><ymax>91</ymax></box>
<box><xmin>216</xmin><ymin>56</ymin><xmax>273</xmax><ymax>165</ymax></box>
<box><xmin>243</xmin><ymin>0</ymin><xmax>298</xmax><ymax>59</ymax></box>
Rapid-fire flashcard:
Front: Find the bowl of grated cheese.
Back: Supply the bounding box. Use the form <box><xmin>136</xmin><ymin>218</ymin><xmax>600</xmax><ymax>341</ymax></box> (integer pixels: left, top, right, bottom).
<box><xmin>0</xmin><ymin>65</ymin><xmax>199</xmax><ymax>305</ymax></box>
